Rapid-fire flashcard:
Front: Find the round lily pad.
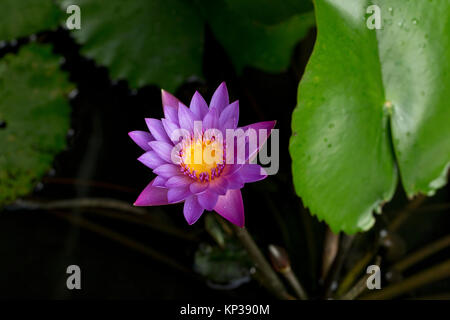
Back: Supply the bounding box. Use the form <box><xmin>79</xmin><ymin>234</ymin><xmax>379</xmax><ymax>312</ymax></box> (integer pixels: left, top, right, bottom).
<box><xmin>0</xmin><ymin>43</ymin><xmax>73</xmax><ymax>206</ymax></box>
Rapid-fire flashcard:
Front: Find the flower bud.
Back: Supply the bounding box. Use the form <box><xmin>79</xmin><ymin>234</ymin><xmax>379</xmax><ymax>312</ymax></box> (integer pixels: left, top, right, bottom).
<box><xmin>268</xmin><ymin>244</ymin><xmax>291</xmax><ymax>273</ymax></box>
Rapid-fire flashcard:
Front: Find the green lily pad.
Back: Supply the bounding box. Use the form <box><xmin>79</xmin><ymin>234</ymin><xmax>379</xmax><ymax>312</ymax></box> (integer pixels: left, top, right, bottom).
<box><xmin>0</xmin><ymin>43</ymin><xmax>73</xmax><ymax>206</ymax></box>
<box><xmin>60</xmin><ymin>0</ymin><xmax>204</xmax><ymax>91</ymax></box>
<box><xmin>0</xmin><ymin>0</ymin><xmax>61</xmax><ymax>41</ymax></box>
<box><xmin>196</xmin><ymin>0</ymin><xmax>315</xmax><ymax>73</ymax></box>
<box><xmin>290</xmin><ymin>0</ymin><xmax>450</xmax><ymax>233</ymax></box>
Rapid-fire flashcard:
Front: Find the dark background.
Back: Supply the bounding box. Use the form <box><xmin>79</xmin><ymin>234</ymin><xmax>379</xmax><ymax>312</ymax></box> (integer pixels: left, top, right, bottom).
<box><xmin>0</xmin><ymin>26</ymin><xmax>448</xmax><ymax>299</ymax></box>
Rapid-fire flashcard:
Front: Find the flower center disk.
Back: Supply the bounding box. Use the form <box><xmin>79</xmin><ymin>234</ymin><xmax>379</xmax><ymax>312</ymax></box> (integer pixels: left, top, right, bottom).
<box><xmin>180</xmin><ymin>136</ymin><xmax>225</xmax><ymax>182</ymax></box>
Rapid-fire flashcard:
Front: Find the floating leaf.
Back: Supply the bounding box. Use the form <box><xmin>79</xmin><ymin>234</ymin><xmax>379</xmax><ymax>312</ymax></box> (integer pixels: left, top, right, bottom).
<box><xmin>197</xmin><ymin>0</ymin><xmax>315</xmax><ymax>73</ymax></box>
<box><xmin>0</xmin><ymin>0</ymin><xmax>61</xmax><ymax>41</ymax></box>
<box><xmin>290</xmin><ymin>0</ymin><xmax>450</xmax><ymax>233</ymax></box>
<box><xmin>61</xmin><ymin>0</ymin><xmax>204</xmax><ymax>91</ymax></box>
<box><xmin>0</xmin><ymin>43</ymin><xmax>72</xmax><ymax>206</ymax></box>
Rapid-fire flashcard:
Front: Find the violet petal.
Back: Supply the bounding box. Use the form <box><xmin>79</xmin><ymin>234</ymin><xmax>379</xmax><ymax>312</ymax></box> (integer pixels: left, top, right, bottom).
<box><xmin>225</xmin><ymin>172</ymin><xmax>245</xmax><ymax>189</ymax></box>
<box><xmin>190</xmin><ymin>91</ymin><xmax>209</xmax><ymax>120</ymax></box>
<box><xmin>219</xmin><ymin>101</ymin><xmax>239</xmax><ymax>129</ymax></box>
<box><xmin>148</xmin><ymin>140</ymin><xmax>175</xmax><ymax>163</ymax></box>
<box><xmin>166</xmin><ymin>175</ymin><xmax>193</xmax><ymax>188</ymax></box>
<box><xmin>213</xmin><ymin>189</ymin><xmax>245</xmax><ymax>227</ymax></box>
<box><xmin>210</xmin><ymin>82</ymin><xmax>229</xmax><ymax>113</ymax></box>
<box><xmin>128</xmin><ymin>131</ymin><xmax>153</xmax><ymax>151</ymax></box>
<box><xmin>209</xmin><ymin>177</ymin><xmax>228</xmax><ymax>195</ymax></box>
<box><xmin>167</xmin><ymin>186</ymin><xmax>192</xmax><ymax>203</ymax></box>
<box><xmin>153</xmin><ymin>176</ymin><xmax>167</xmax><ymax>187</ymax></box>
<box><xmin>239</xmin><ymin>164</ymin><xmax>268</xmax><ymax>183</ymax></box>
<box><xmin>198</xmin><ymin>190</ymin><xmax>219</xmax><ymax>211</ymax></box>
<box><xmin>145</xmin><ymin>118</ymin><xmax>172</xmax><ymax>144</ymax></box>
<box><xmin>153</xmin><ymin>163</ymin><xmax>182</xmax><ymax>178</ymax></box>
<box><xmin>161</xmin><ymin>118</ymin><xmax>179</xmax><ymax>142</ymax></box>
<box><xmin>240</xmin><ymin>120</ymin><xmax>276</xmax><ymax>161</ymax></box>
<box><xmin>138</xmin><ymin>151</ymin><xmax>166</xmax><ymax>169</ymax></box>
<box><xmin>183</xmin><ymin>196</ymin><xmax>204</xmax><ymax>225</ymax></box>
<box><xmin>178</xmin><ymin>102</ymin><xmax>196</xmax><ymax>132</ymax></box>
<box><xmin>190</xmin><ymin>181</ymin><xmax>209</xmax><ymax>194</ymax></box>
<box><xmin>203</xmin><ymin>107</ymin><xmax>219</xmax><ymax>130</ymax></box>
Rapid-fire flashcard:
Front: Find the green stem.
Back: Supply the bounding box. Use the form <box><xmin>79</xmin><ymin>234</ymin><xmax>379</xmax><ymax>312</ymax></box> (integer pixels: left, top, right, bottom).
<box><xmin>336</xmin><ymin>244</ymin><xmax>379</xmax><ymax>297</ymax></box>
<box><xmin>340</xmin><ymin>256</ymin><xmax>381</xmax><ymax>300</ymax></box>
<box><xmin>282</xmin><ymin>268</ymin><xmax>309</xmax><ymax>300</ymax></box>
<box><xmin>231</xmin><ymin>224</ymin><xmax>294</xmax><ymax>300</ymax></box>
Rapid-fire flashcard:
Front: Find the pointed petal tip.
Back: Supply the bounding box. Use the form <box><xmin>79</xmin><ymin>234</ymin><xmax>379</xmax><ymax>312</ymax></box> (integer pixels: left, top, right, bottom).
<box><xmin>213</xmin><ymin>189</ymin><xmax>244</xmax><ymax>227</ymax></box>
<box><xmin>128</xmin><ymin>130</ymin><xmax>153</xmax><ymax>151</ymax></box>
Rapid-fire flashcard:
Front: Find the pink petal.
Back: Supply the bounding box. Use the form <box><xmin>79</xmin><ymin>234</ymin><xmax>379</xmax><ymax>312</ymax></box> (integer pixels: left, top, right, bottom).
<box><xmin>161</xmin><ymin>89</ymin><xmax>180</xmax><ymax>125</ymax></box>
<box><xmin>161</xmin><ymin>89</ymin><xmax>180</xmax><ymax>108</ymax></box>
<box><xmin>183</xmin><ymin>196</ymin><xmax>204</xmax><ymax>225</ymax></box>
<box><xmin>190</xmin><ymin>91</ymin><xmax>209</xmax><ymax>120</ymax></box>
<box><xmin>128</xmin><ymin>131</ymin><xmax>153</xmax><ymax>151</ymax></box>
<box><xmin>134</xmin><ymin>178</ymin><xmax>168</xmax><ymax>206</ymax></box>
<box><xmin>210</xmin><ymin>82</ymin><xmax>229</xmax><ymax>114</ymax></box>
<box><xmin>153</xmin><ymin>176</ymin><xmax>167</xmax><ymax>187</ymax></box>
<box><xmin>198</xmin><ymin>190</ymin><xmax>219</xmax><ymax>211</ymax></box>
<box><xmin>213</xmin><ymin>189</ymin><xmax>245</xmax><ymax>227</ymax></box>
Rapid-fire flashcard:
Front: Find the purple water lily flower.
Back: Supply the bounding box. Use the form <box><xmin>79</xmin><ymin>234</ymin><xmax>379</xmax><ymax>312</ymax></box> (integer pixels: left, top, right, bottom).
<box><xmin>129</xmin><ymin>82</ymin><xmax>275</xmax><ymax>227</ymax></box>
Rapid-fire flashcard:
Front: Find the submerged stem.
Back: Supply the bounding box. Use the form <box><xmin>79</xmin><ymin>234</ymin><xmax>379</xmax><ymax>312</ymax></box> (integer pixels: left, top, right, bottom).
<box><xmin>361</xmin><ymin>259</ymin><xmax>450</xmax><ymax>300</ymax></box>
<box><xmin>51</xmin><ymin>210</ymin><xmax>193</xmax><ymax>276</ymax></box>
<box><xmin>231</xmin><ymin>224</ymin><xmax>294</xmax><ymax>300</ymax></box>
<box><xmin>324</xmin><ymin>234</ymin><xmax>355</xmax><ymax>298</ymax></box>
<box><xmin>389</xmin><ymin>195</ymin><xmax>426</xmax><ymax>232</ymax></box>
<box><xmin>321</xmin><ymin>227</ymin><xmax>340</xmax><ymax>282</ymax></box>
<box><xmin>13</xmin><ymin>198</ymin><xmax>196</xmax><ymax>241</ymax></box>
<box><xmin>340</xmin><ymin>256</ymin><xmax>381</xmax><ymax>300</ymax></box>
<box><xmin>392</xmin><ymin>235</ymin><xmax>450</xmax><ymax>273</ymax></box>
